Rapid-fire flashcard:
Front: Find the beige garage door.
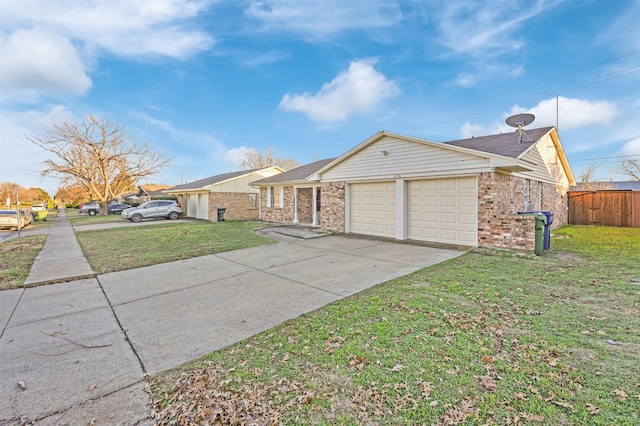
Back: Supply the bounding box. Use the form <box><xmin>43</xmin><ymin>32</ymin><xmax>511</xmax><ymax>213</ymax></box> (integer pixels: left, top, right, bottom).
<box><xmin>350</xmin><ymin>182</ymin><xmax>396</xmax><ymax>238</ymax></box>
<box><xmin>408</xmin><ymin>177</ymin><xmax>477</xmax><ymax>246</ymax></box>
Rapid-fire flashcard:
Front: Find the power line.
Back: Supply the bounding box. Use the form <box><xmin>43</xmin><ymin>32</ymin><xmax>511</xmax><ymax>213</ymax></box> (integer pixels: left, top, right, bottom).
<box><xmin>414</xmin><ymin>50</ymin><xmax>640</xmax><ymax>128</ymax></box>
<box><xmin>570</xmin><ymin>154</ymin><xmax>640</xmax><ymax>162</ymax></box>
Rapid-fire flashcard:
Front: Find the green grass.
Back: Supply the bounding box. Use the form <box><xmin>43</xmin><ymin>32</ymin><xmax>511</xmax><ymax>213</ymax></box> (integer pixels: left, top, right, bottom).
<box><xmin>67</xmin><ymin>208</ymin><xmax>125</xmax><ymax>225</ymax></box>
<box><xmin>76</xmin><ymin>220</ymin><xmax>275</xmax><ymax>274</ymax></box>
<box><xmin>149</xmin><ymin>226</ymin><xmax>640</xmax><ymax>425</ymax></box>
<box><xmin>0</xmin><ymin>235</ymin><xmax>47</xmax><ymax>290</ymax></box>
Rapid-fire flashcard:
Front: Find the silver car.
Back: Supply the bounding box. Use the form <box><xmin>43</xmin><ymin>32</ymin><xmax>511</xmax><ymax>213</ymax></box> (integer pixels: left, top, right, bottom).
<box><xmin>121</xmin><ymin>200</ymin><xmax>183</xmax><ymax>222</ymax></box>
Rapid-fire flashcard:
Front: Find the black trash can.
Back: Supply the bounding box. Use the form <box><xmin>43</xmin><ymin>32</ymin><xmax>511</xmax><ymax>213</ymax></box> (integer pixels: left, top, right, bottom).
<box><xmin>216</xmin><ymin>206</ymin><xmax>226</xmax><ymax>221</ymax></box>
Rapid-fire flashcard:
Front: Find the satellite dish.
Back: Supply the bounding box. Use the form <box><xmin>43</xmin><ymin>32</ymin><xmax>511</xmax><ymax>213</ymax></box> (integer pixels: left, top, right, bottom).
<box><xmin>505</xmin><ymin>113</ymin><xmax>535</xmax><ymax>143</ymax></box>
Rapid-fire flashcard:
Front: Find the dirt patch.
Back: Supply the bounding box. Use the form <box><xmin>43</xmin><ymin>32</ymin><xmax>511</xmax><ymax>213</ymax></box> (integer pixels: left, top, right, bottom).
<box><xmin>548</xmin><ymin>251</ymin><xmax>583</xmax><ymax>262</ymax></box>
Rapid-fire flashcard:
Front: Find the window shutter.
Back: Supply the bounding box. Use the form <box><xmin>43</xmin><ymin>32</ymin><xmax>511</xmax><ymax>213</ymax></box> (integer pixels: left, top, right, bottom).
<box><xmin>279</xmin><ymin>187</ymin><xmax>284</xmax><ymax>208</ymax></box>
<box><xmin>267</xmin><ymin>187</ymin><xmax>272</xmax><ymax>207</ymax></box>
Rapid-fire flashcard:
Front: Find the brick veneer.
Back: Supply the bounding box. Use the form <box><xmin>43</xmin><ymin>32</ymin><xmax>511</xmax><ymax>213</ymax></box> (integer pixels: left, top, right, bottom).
<box><xmin>259</xmin><ymin>186</ymin><xmax>295</xmax><ymax>223</ymax></box>
<box><xmin>208</xmin><ymin>192</ymin><xmax>259</xmax><ymax>222</ymax></box>
<box><xmin>477</xmin><ymin>172</ymin><xmax>568</xmax><ymax>250</ymax></box>
<box><xmin>320</xmin><ymin>181</ymin><xmax>345</xmax><ymax>232</ymax></box>
<box><xmin>297</xmin><ymin>188</ymin><xmax>314</xmax><ymax>223</ymax></box>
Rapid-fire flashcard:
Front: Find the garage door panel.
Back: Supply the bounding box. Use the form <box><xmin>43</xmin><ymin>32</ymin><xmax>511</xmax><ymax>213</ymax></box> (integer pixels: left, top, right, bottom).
<box><xmin>350</xmin><ymin>182</ymin><xmax>396</xmax><ymax>238</ymax></box>
<box><xmin>408</xmin><ymin>177</ymin><xmax>478</xmax><ymax>246</ymax></box>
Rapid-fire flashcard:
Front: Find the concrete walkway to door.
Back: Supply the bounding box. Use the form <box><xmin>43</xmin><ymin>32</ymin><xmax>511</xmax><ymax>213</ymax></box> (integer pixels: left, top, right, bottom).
<box><xmin>1</xmin><ymin>217</ymin><xmax>465</xmax><ymax>424</ymax></box>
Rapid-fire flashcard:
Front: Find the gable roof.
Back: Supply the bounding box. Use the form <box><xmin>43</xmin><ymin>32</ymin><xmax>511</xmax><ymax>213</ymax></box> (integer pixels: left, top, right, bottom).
<box><xmin>252</xmin><ymin>158</ymin><xmax>337</xmax><ymax>185</ymax></box>
<box><xmin>444</xmin><ymin>127</ymin><xmax>555</xmax><ymax>158</ymax></box>
<box><xmin>167</xmin><ymin>167</ymin><xmax>284</xmax><ymax>192</ymax></box>
<box><xmin>313</xmin><ymin>130</ymin><xmax>535</xmax><ymax>179</ymax></box>
<box><xmin>139</xmin><ymin>185</ymin><xmax>173</xmax><ymax>197</ymax></box>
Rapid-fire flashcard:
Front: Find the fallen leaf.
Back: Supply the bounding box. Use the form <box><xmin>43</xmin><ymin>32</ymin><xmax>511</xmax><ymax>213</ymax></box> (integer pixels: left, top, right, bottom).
<box><xmin>614</xmin><ymin>389</ymin><xmax>628</xmax><ymax>401</ymax></box>
<box><xmin>551</xmin><ymin>400</ymin><xmax>575</xmax><ymax>411</ymax></box>
<box><xmin>521</xmin><ymin>412</ymin><xmax>544</xmax><ymax>422</ymax></box>
<box><xmin>586</xmin><ymin>403</ymin><xmax>600</xmax><ymax>414</ymax></box>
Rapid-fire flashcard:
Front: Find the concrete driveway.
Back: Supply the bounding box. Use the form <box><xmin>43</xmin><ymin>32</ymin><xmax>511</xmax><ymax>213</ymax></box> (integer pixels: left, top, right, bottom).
<box><xmin>1</xmin><ymin>224</ymin><xmax>464</xmax><ymax>424</ymax></box>
<box><xmin>99</xmin><ymin>229</ymin><xmax>464</xmax><ymax>374</ymax></box>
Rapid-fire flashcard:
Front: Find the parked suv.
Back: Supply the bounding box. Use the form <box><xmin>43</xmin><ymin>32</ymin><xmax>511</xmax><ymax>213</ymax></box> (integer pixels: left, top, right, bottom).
<box><xmin>79</xmin><ymin>201</ymin><xmax>100</xmax><ymax>215</ymax></box>
<box><xmin>121</xmin><ymin>200</ymin><xmax>183</xmax><ymax>222</ymax></box>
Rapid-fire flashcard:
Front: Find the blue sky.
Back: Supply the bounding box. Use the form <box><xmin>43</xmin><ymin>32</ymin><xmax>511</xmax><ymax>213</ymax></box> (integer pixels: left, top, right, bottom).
<box><xmin>1</xmin><ymin>0</ymin><xmax>639</xmax><ymax>196</ymax></box>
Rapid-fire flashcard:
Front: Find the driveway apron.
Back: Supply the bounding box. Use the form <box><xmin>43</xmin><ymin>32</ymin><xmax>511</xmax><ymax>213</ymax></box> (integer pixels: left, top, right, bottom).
<box><xmin>1</xmin><ymin>217</ymin><xmax>465</xmax><ymax>424</ymax></box>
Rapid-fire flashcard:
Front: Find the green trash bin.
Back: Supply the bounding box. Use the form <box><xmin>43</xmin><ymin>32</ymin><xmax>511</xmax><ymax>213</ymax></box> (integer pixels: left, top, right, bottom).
<box><xmin>518</xmin><ymin>212</ymin><xmax>546</xmax><ymax>256</ymax></box>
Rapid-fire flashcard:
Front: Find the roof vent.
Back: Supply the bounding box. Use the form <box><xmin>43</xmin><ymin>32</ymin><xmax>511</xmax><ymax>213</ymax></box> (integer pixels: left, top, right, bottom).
<box><xmin>506</xmin><ymin>113</ymin><xmax>535</xmax><ymax>143</ymax></box>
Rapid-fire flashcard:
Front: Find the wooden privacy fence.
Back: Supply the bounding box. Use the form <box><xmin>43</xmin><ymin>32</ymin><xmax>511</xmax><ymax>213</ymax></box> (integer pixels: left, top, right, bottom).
<box><xmin>568</xmin><ymin>190</ymin><xmax>640</xmax><ymax>227</ymax></box>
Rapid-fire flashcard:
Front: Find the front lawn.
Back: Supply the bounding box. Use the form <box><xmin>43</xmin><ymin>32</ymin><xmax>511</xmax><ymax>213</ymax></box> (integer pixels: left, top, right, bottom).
<box><xmin>76</xmin><ymin>220</ymin><xmax>274</xmax><ymax>274</ymax></box>
<box><xmin>0</xmin><ymin>235</ymin><xmax>47</xmax><ymax>290</ymax></box>
<box><xmin>150</xmin><ymin>226</ymin><xmax>640</xmax><ymax>425</ymax></box>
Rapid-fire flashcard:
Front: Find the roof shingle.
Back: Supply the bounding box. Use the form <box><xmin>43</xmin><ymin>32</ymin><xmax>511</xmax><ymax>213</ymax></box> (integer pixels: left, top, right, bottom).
<box><xmin>252</xmin><ymin>158</ymin><xmax>336</xmax><ymax>185</ymax></box>
<box><xmin>444</xmin><ymin>127</ymin><xmax>554</xmax><ymax>158</ymax></box>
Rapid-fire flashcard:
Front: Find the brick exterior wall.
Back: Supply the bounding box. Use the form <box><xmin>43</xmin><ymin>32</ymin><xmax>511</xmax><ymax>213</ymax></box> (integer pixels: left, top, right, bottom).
<box><xmin>208</xmin><ymin>192</ymin><xmax>259</xmax><ymax>222</ymax></box>
<box><xmin>297</xmin><ymin>188</ymin><xmax>314</xmax><ymax>223</ymax></box>
<box><xmin>477</xmin><ymin>172</ymin><xmax>568</xmax><ymax>251</ymax></box>
<box><xmin>259</xmin><ymin>186</ymin><xmax>295</xmax><ymax>223</ymax></box>
<box><xmin>320</xmin><ymin>181</ymin><xmax>345</xmax><ymax>232</ymax></box>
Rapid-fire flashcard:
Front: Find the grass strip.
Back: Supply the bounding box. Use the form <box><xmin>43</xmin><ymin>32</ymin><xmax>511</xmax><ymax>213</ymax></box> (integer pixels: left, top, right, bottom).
<box><xmin>0</xmin><ymin>235</ymin><xmax>47</xmax><ymax>290</ymax></box>
<box><xmin>76</xmin><ymin>220</ymin><xmax>274</xmax><ymax>274</ymax></box>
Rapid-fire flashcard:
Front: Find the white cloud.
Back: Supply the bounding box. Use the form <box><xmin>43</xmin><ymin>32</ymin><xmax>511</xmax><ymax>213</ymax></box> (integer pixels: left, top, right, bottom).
<box><xmin>224</xmin><ymin>146</ymin><xmax>253</xmax><ymax>166</ymax></box>
<box><xmin>458</xmin><ymin>96</ymin><xmax>620</xmax><ymax>138</ymax></box>
<box><xmin>245</xmin><ymin>1</ymin><xmax>401</xmax><ymax>40</ymax></box>
<box><xmin>620</xmin><ymin>138</ymin><xmax>640</xmax><ymax>156</ymax></box>
<box><xmin>0</xmin><ymin>0</ymin><xmax>214</xmax><ymax>102</ymax></box>
<box><xmin>0</xmin><ymin>105</ymin><xmax>75</xmax><ymax>194</ymax></box>
<box><xmin>1</xmin><ymin>0</ymin><xmax>214</xmax><ymax>59</ymax></box>
<box><xmin>431</xmin><ymin>1</ymin><xmax>548</xmax><ymax>58</ymax></box>
<box><xmin>279</xmin><ymin>58</ymin><xmax>399</xmax><ymax>122</ymax></box>
<box><xmin>510</xmin><ymin>96</ymin><xmax>619</xmax><ymax>130</ymax></box>
<box><xmin>0</xmin><ymin>28</ymin><xmax>92</xmax><ymax>99</ymax></box>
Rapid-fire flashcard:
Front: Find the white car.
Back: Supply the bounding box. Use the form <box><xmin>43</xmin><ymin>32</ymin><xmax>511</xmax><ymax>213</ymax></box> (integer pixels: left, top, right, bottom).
<box><xmin>0</xmin><ymin>210</ymin><xmax>26</xmax><ymax>230</ymax></box>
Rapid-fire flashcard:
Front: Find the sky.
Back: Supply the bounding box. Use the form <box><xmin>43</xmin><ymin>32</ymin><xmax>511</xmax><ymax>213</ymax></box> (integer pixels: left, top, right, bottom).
<box><xmin>1</xmin><ymin>0</ymin><xmax>639</xmax><ymax>197</ymax></box>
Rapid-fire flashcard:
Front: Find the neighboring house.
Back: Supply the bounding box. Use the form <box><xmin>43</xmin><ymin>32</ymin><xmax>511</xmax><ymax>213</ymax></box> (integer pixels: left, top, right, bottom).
<box><xmin>164</xmin><ymin>167</ymin><xmax>284</xmax><ymax>221</ymax></box>
<box><xmin>570</xmin><ymin>181</ymin><xmax>640</xmax><ymax>191</ymax></box>
<box><xmin>124</xmin><ymin>185</ymin><xmax>174</xmax><ymax>204</ymax></box>
<box><xmin>255</xmin><ymin>127</ymin><xmax>575</xmax><ymax>252</ymax></box>
<box><xmin>252</xmin><ymin>158</ymin><xmax>336</xmax><ymax>226</ymax></box>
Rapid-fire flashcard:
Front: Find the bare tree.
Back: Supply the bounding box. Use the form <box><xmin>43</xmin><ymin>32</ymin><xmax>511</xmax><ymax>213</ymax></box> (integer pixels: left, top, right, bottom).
<box><xmin>576</xmin><ymin>163</ymin><xmax>612</xmax><ymax>190</ymax></box>
<box><xmin>28</xmin><ymin>114</ymin><xmax>170</xmax><ymax>215</ymax></box>
<box><xmin>239</xmin><ymin>145</ymin><xmax>300</xmax><ymax>171</ymax></box>
<box><xmin>614</xmin><ymin>159</ymin><xmax>640</xmax><ymax>181</ymax></box>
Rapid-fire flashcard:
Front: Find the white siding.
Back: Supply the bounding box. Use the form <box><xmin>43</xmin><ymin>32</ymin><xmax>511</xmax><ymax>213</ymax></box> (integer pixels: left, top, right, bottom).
<box><xmin>407</xmin><ymin>177</ymin><xmax>478</xmax><ymax>246</ymax></box>
<box><xmin>517</xmin><ymin>133</ymin><xmax>570</xmax><ymax>186</ymax></box>
<box><xmin>197</xmin><ymin>193</ymin><xmax>209</xmax><ymax>219</ymax></box>
<box><xmin>215</xmin><ymin>170</ymin><xmax>281</xmax><ymax>193</ymax></box>
<box><xmin>187</xmin><ymin>194</ymin><xmax>198</xmax><ymax>218</ymax></box>
<box><xmin>350</xmin><ymin>182</ymin><xmax>396</xmax><ymax>238</ymax></box>
<box><xmin>322</xmin><ymin>136</ymin><xmax>491</xmax><ymax>181</ymax></box>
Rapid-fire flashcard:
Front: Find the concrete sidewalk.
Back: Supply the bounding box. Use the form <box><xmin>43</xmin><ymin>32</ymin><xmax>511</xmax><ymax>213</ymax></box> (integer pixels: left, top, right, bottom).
<box><xmin>23</xmin><ymin>209</ymin><xmax>95</xmax><ymax>287</ymax></box>
<box><xmin>1</xmin><ymin>215</ymin><xmax>466</xmax><ymax>424</ymax></box>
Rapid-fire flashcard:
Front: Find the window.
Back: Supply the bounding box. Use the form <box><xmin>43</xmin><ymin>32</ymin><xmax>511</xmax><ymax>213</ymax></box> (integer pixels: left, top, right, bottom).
<box><xmin>249</xmin><ymin>193</ymin><xmax>257</xmax><ymax>209</ymax></box>
<box><xmin>267</xmin><ymin>186</ymin><xmax>283</xmax><ymax>208</ymax></box>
